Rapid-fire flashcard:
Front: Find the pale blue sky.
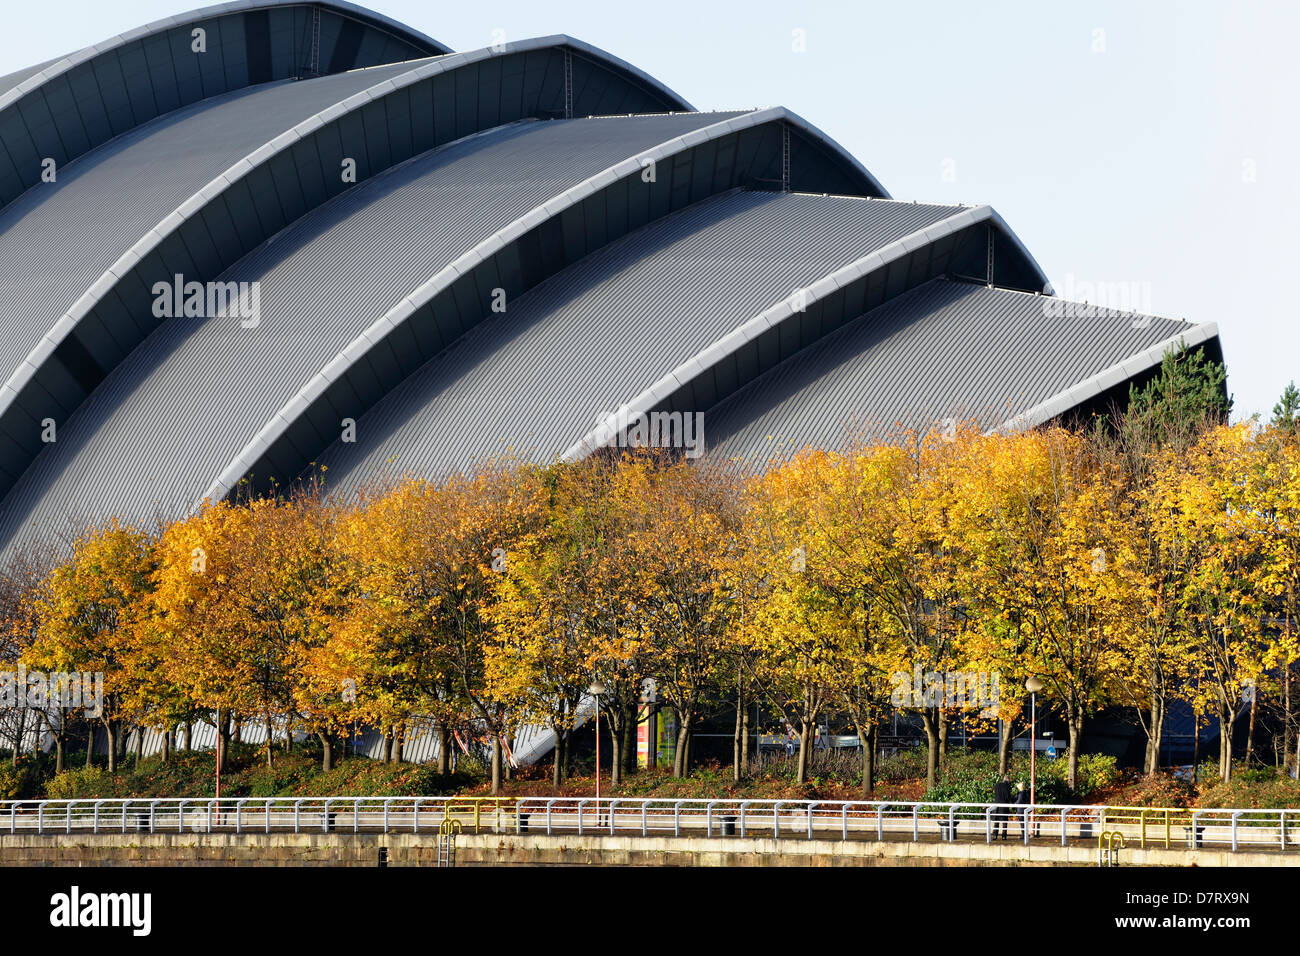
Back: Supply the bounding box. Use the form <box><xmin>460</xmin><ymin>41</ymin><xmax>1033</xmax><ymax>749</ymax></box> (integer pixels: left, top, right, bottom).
<box><xmin>3</xmin><ymin>1</ymin><xmax>1294</xmax><ymax>419</ymax></box>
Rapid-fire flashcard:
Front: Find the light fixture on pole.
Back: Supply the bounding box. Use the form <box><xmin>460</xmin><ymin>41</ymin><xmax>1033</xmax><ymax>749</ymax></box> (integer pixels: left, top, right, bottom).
<box><xmin>1025</xmin><ymin>677</ymin><xmax>1044</xmax><ymax>808</ymax></box>
<box><xmin>588</xmin><ymin>681</ymin><xmax>606</xmax><ymax>804</ymax></box>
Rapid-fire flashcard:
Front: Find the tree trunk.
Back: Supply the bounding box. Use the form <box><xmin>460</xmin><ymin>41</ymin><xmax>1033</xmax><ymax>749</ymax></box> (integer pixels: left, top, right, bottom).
<box><xmin>395</xmin><ymin>722</ymin><xmax>405</xmax><ymax>764</ymax></box>
<box><xmin>216</xmin><ymin>709</ymin><xmax>229</xmax><ymax>777</ymax></box>
<box><xmin>437</xmin><ymin>723</ymin><xmax>451</xmax><ymax>775</ymax></box>
<box><xmin>854</xmin><ymin>718</ymin><xmax>877</xmax><ymax>797</ymax></box>
<box><xmin>50</xmin><ymin>715</ymin><xmax>64</xmax><ymax>773</ymax></box>
<box><xmin>741</xmin><ymin>702</ymin><xmax>751</xmax><ymax>772</ymax></box>
<box><xmin>1219</xmin><ymin>705</ymin><xmax>1233</xmax><ymax>782</ymax></box>
<box><xmin>85</xmin><ymin>726</ymin><xmax>94</xmax><ymax>768</ymax></box>
<box><xmin>673</xmin><ymin>715</ymin><xmax>691</xmax><ymax>778</ymax></box>
<box><xmin>1066</xmin><ymin>708</ymin><xmax>1084</xmax><ymax>792</ymax></box>
<box><xmin>1245</xmin><ymin>688</ymin><xmax>1258</xmax><ymax>767</ymax></box>
<box><xmin>11</xmin><ymin>708</ymin><xmax>23</xmax><ymax>767</ymax></box>
<box><xmin>552</xmin><ymin>729</ymin><xmax>565</xmax><ymax>788</ymax></box>
<box><xmin>732</xmin><ymin>692</ymin><xmax>744</xmax><ymax>783</ymax></box>
<box><xmin>104</xmin><ymin>720</ymin><xmax>117</xmax><ymax>773</ymax></box>
<box><xmin>1146</xmin><ymin>697</ymin><xmax>1165</xmax><ymax>776</ymax></box>
<box><xmin>319</xmin><ymin>733</ymin><xmax>333</xmax><ymax>772</ymax></box>
<box><xmin>161</xmin><ymin>727</ymin><xmax>171</xmax><ymax>764</ymax></box>
<box><xmin>920</xmin><ymin>707</ymin><xmax>940</xmax><ymax>790</ymax></box>
<box><xmin>133</xmin><ymin>726</ymin><xmax>143</xmax><ymax>766</ymax></box>
<box><xmin>382</xmin><ymin>728</ymin><xmax>394</xmax><ymax>764</ymax></box>
<box><xmin>796</xmin><ymin>718</ymin><xmax>812</xmax><ymax>785</ymax></box>
<box><xmin>938</xmin><ymin>709</ymin><xmax>949</xmax><ymax>767</ymax></box>
<box><xmin>997</xmin><ymin>717</ymin><xmax>1013</xmax><ymax>776</ymax></box>
<box><xmin>490</xmin><ymin>737</ymin><xmax>502</xmax><ymax>795</ymax></box>
<box><xmin>183</xmin><ymin>721</ymin><xmax>192</xmax><ymax>751</ymax></box>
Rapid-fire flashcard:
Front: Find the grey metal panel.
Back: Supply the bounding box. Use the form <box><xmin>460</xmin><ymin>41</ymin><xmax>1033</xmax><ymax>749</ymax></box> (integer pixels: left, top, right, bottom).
<box><xmin>0</xmin><ymin>112</ymin><xmax>745</xmax><ymax>554</ymax></box>
<box><xmin>304</xmin><ymin>192</ymin><xmax>964</xmax><ymax>492</ymax></box>
<box><xmin>0</xmin><ymin>60</ymin><xmax>424</xmax><ymax>386</ymax></box>
<box><xmin>701</xmin><ymin>278</ymin><xmax>1202</xmax><ymax>468</ymax></box>
<box><xmin>0</xmin><ymin>38</ymin><xmax>706</xmax><ymax>506</ymax></box>
<box><xmin>0</xmin><ymin>2</ymin><xmax>449</xmax><ymax>210</ymax></box>
<box><xmin>208</xmin><ymin>106</ymin><xmax>890</xmax><ymax>504</ymax></box>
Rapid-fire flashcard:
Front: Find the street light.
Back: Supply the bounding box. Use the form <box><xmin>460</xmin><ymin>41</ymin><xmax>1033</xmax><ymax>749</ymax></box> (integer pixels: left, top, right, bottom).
<box><xmin>1025</xmin><ymin>677</ymin><xmax>1044</xmax><ymax>808</ymax></box>
<box><xmin>588</xmin><ymin>682</ymin><xmax>606</xmax><ymax>804</ymax></box>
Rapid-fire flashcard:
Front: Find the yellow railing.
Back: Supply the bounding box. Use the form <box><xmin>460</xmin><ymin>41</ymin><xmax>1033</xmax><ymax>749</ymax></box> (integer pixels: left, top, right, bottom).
<box><xmin>437</xmin><ymin>796</ymin><xmax>518</xmax><ymax>833</ymax></box>
<box><xmin>1098</xmin><ymin>805</ymin><xmax>1193</xmax><ymax>849</ymax></box>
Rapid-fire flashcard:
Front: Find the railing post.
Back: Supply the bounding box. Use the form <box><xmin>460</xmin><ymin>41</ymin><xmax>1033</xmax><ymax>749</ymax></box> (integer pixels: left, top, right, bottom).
<box><xmin>641</xmin><ymin>802</ymin><xmax>647</xmax><ymax>837</ymax></box>
<box><xmin>739</xmin><ymin>802</ymin><xmax>748</xmax><ymax>838</ymax></box>
<box><xmin>877</xmin><ymin>803</ymin><xmax>884</xmax><ymax>841</ymax></box>
<box><xmin>912</xmin><ymin>804</ymin><xmax>919</xmax><ymax>843</ymax></box>
<box><xmin>674</xmin><ymin>801</ymin><xmax>682</xmax><ymax>838</ymax></box>
<box><xmin>152</xmin><ymin>800</ymin><xmax>158</xmax><ymax>834</ymax></box>
<box><xmin>322</xmin><ymin>799</ymin><xmax>330</xmax><ymax>834</ymax></box>
<box><xmin>1280</xmin><ymin>810</ymin><xmax>1286</xmax><ymax>851</ymax></box>
<box><xmin>578</xmin><ymin>800</ymin><xmax>586</xmax><ymax>836</ymax></box>
<box><xmin>1231</xmin><ymin>811</ymin><xmax>1240</xmax><ymax>852</ymax></box>
<box><xmin>293</xmin><ymin>800</ymin><xmax>300</xmax><ymax>834</ymax></box>
<box><xmin>36</xmin><ymin>802</ymin><xmax>43</xmax><ymax>835</ymax></box>
<box><xmin>415</xmin><ymin>798</ymin><xmax>422</xmax><ymax>835</ymax></box>
<box><xmin>773</xmin><ymin>802</ymin><xmax>781</xmax><ymax>839</ymax></box>
<box><xmin>178</xmin><ymin>800</ymin><xmax>185</xmax><ymax>834</ymax></box>
<box><xmin>236</xmin><ymin>800</ymin><xmax>243</xmax><ymax>834</ymax></box>
<box><xmin>383</xmin><ymin>799</ymin><xmax>390</xmax><ymax>834</ymax></box>
<box><xmin>946</xmin><ymin>805</ymin><xmax>955</xmax><ymax>842</ymax></box>
<box><xmin>1190</xmin><ymin>810</ymin><xmax>1200</xmax><ymax>849</ymax></box>
<box><xmin>808</xmin><ymin>802</ymin><xmax>815</xmax><ymax>840</ymax></box>
<box><xmin>93</xmin><ymin>801</ymin><xmax>101</xmax><ymax>835</ymax></box>
<box><xmin>985</xmin><ymin>805</ymin><xmax>992</xmax><ymax>844</ymax></box>
<box><xmin>206</xmin><ymin>800</ymin><xmax>212</xmax><ymax>834</ymax></box>
<box><xmin>1061</xmin><ymin>808</ymin><xmax>1068</xmax><ymax>847</ymax></box>
<box><xmin>609</xmin><ymin>800</ymin><xmax>618</xmax><ymax>836</ymax></box>
<box><xmin>706</xmin><ymin>802</ymin><xmax>714</xmax><ymax>838</ymax></box>
<box><xmin>264</xmin><ymin>799</ymin><xmax>270</xmax><ymax>834</ymax></box>
<box><xmin>546</xmin><ymin>799</ymin><xmax>553</xmax><ymax>836</ymax></box>
<box><xmin>842</xmin><ymin>804</ymin><xmax>849</xmax><ymax>841</ymax></box>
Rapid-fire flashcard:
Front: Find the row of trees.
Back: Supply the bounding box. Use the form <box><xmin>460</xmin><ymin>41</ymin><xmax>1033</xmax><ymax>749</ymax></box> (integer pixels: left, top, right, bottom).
<box><xmin>2</xmin><ymin>352</ymin><xmax>1295</xmax><ymax>796</ymax></box>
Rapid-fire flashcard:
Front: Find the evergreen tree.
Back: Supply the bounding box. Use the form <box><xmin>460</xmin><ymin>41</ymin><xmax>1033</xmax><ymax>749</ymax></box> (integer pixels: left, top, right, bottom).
<box><xmin>1272</xmin><ymin>381</ymin><xmax>1300</xmax><ymax>432</ymax></box>
<box><xmin>1119</xmin><ymin>342</ymin><xmax>1232</xmax><ymax>452</ymax></box>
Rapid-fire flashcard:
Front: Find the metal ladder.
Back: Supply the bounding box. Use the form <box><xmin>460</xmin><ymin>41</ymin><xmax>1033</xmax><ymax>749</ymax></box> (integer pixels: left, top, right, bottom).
<box><xmin>437</xmin><ymin>819</ymin><xmax>460</xmax><ymax>867</ymax></box>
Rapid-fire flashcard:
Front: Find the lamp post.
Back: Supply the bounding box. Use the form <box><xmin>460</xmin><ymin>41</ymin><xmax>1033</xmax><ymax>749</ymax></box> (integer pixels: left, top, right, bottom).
<box><xmin>589</xmin><ymin>682</ymin><xmax>606</xmax><ymax>803</ymax></box>
<box><xmin>1025</xmin><ymin>677</ymin><xmax>1044</xmax><ymax>807</ymax></box>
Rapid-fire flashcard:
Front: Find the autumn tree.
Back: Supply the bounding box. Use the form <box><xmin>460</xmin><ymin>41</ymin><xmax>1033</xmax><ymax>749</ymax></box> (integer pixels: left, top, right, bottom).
<box><xmin>27</xmin><ymin>521</ymin><xmax>155</xmax><ymax>772</ymax></box>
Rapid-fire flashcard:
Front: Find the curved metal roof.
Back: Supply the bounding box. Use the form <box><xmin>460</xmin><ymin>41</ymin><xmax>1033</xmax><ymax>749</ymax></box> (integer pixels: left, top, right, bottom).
<box><xmin>0</xmin><ymin>111</ymin><xmax>751</xmax><ymax>552</ymax></box>
<box><xmin>702</xmin><ymin>278</ymin><xmax>1200</xmax><ymax>467</ymax></box>
<box><xmin>0</xmin><ymin>2</ymin><xmax>1220</xmax><ymax>564</ymax></box>
<box><xmin>0</xmin><ymin>36</ymin><xmax>704</xmax><ymax>499</ymax></box>
<box><xmin>563</xmin><ymin>203</ymin><xmax>1047</xmax><ymax>461</ymax></box>
<box><xmin>206</xmin><ymin>105</ymin><xmax>886</xmax><ymax>501</ymax></box>
<box><xmin>0</xmin><ymin>1</ymin><xmax>448</xmax><ymax>209</ymax></box>
<box><xmin>307</xmin><ymin>192</ymin><xmax>968</xmax><ymax>492</ymax></box>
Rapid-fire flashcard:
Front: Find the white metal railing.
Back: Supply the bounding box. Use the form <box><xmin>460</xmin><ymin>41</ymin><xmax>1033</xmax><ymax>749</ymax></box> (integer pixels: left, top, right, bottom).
<box><xmin>0</xmin><ymin>797</ymin><xmax>1294</xmax><ymax>852</ymax></box>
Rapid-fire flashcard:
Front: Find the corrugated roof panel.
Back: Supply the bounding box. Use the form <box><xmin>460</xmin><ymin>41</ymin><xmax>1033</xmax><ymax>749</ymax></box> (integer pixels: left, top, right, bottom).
<box><xmin>0</xmin><ymin>58</ymin><xmax>430</xmax><ymax>383</ymax></box>
<box><xmin>0</xmin><ymin>111</ymin><xmax>748</xmax><ymax>552</ymax></box>
<box><xmin>312</xmin><ymin>192</ymin><xmax>965</xmax><ymax>491</ymax></box>
<box><xmin>703</xmin><ymin>278</ymin><xmax>1197</xmax><ymax>468</ymax></box>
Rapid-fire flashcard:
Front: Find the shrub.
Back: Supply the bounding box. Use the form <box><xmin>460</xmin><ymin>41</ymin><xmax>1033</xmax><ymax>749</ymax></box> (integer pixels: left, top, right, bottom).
<box><xmin>46</xmin><ymin>767</ymin><xmax>117</xmax><ymax>800</ymax></box>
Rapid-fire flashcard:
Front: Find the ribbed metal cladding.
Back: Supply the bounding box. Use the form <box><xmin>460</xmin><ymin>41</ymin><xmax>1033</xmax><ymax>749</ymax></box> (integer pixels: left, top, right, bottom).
<box><xmin>0</xmin><ymin>2</ymin><xmax>448</xmax><ymax>209</ymax></box>
<box><xmin>0</xmin><ymin>111</ymin><xmax>746</xmax><ymax>555</ymax></box>
<box><xmin>0</xmin><ymin>57</ymin><xmax>429</xmax><ymax>384</ymax></box>
<box><xmin>314</xmin><ymin>192</ymin><xmax>966</xmax><ymax>493</ymax></box>
<box><xmin>703</xmin><ymin>277</ymin><xmax>1197</xmax><ymax>468</ymax></box>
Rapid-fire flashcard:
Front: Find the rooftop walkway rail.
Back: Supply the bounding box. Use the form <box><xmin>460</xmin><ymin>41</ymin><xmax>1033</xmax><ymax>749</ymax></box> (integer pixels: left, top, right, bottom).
<box><xmin>0</xmin><ymin>797</ymin><xmax>1293</xmax><ymax>853</ymax></box>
